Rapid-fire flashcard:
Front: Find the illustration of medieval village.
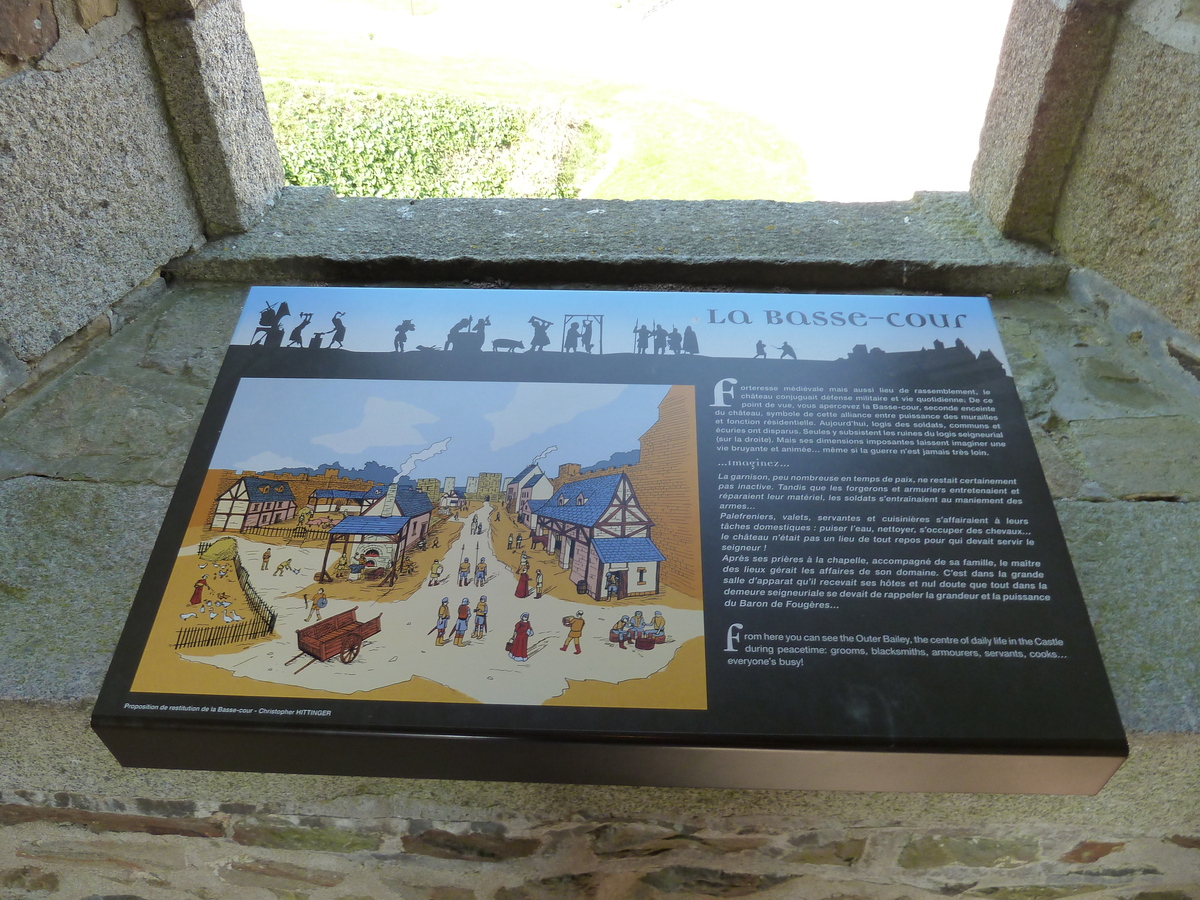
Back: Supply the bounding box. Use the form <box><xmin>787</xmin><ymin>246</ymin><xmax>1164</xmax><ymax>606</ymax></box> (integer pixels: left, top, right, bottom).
<box><xmin>133</xmin><ymin>379</ymin><xmax>706</xmax><ymax>709</ymax></box>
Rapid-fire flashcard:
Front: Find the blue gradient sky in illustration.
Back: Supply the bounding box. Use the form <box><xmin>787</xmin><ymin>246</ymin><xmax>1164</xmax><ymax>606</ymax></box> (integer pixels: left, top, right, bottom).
<box><xmin>210</xmin><ymin>378</ymin><xmax>671</xmax><ymax>479</ymax></box>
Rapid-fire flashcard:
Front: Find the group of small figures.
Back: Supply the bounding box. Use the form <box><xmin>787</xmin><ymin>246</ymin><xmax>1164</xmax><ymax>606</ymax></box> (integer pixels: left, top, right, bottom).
<box><xmin>393</xmin><ymin>314</ymin><xmax>610</xmax><ymax>355</ymax></box>
<box><xmin>457</xmin><ymin>555</ymin><xmax>489</xmax><ymax>587</ymax></box>
<box><xmin>426</xmin><ymin>555</ymin><xmax>516</xmax><ymax>591</ymax></box>
<box><xmin>633</xmin><ymin>323</ymin><xmax>699</xmax><ymax>356</ymax></box>
<box><xmin>251</xmin><ymin>303</ymin><xmax>347</xmax><ymax>350</ymax></box>
<box><xmin>430</xmin><ymin>602</ymin><xmax>668</xmax><ymax>662</ymax></box>
<box><xmin>431</xmin><ymin>596</ymin><xmax>490</xmax><ymax>646</ymax></box>
<box><xmin>609</xmin><ymin>610</ymin><xmax>667</xmax><ymax>650</ymax></box>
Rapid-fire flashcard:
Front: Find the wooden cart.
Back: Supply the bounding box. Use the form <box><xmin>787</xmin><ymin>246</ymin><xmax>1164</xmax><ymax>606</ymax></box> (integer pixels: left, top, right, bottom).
<box><xmin>286</xmin><ymin>606</ymin><xmax>381</xmax><ymax>673</ymax></box>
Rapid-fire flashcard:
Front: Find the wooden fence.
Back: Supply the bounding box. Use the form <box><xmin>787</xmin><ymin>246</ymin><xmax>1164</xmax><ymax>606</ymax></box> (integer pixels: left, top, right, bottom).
<box><xmin>174</xmin><ymin>614</ymin><xmax>276</xmax><ymax>651</ymax></box>
<box><xmin>241</xmin><ymin>524</ymin><xmax>330</xmax><ymax>543</ymax></box>
<box><xmin>234</xmin><ymin>558</ymin><xmax>277</xmax><ymax>631</ymax></box>
<box><xmin>175</xmin><ymin>545</ymin><xmax>279</xmax><ymax>650</ymax></box>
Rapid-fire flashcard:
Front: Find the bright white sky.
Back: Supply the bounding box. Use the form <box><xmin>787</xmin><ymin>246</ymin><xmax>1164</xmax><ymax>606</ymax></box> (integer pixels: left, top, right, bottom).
<box><xmin>632</xmin><ymin>0</ymin><xmax>1017</xmax><ymax>199</ymax></box>
<box><xmin>248</xmin><ymin>0</ymin><xmax>1015</xmax><ymax>201</ymax></box>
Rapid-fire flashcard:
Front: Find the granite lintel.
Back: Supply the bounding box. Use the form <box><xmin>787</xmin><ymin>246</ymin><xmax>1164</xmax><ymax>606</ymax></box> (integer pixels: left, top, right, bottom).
<box><xmin>165</xmin><ymin>189</ymin><xmax>1069</xmax><ymax>296</ymax></box>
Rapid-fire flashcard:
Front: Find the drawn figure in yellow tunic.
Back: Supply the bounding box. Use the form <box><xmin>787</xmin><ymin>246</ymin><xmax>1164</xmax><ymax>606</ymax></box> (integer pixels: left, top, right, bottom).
<box><xmin>560</xmin><ymin>611</ymin><xmax>585</xmax><ymax>655</ymax></box>
<box><xmin>432</xmin><ymin>598</ymin><xmax>451</xmax><ymax>646</ymax></box>
<box><xmin>305</xmin><ymin>588</ymin><xmax>327</xmax><ymax>622</ymax></box>
<box><xmin>472</xmin><ymin>596</ymin><xmax>488</xmax><ymax>638</ymax></box>
<box><xmin>649</xmin><ymin>610</ymin><xmax>666</xmax><ymax>637</ymax></box>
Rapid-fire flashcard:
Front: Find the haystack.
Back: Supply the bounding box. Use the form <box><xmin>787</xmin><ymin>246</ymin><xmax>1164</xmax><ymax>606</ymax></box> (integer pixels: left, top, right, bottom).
<box><xmin>200</xmin><ymin>536</ymin><xmax>239</xmax><ymax>562</ymax></box>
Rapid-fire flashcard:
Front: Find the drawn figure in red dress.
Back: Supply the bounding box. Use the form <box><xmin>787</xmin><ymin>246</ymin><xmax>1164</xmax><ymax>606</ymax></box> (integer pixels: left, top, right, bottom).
<box><xmin>514</xmin><ymin>553</ymin><xmax>530</xmax><ymax>598</ymax></box>
<box><xmin>189</xmin><ymin>576</ymin><xmax>208</xmax><ymax>606</ymax></box>
<box><xmin>509</xmin><ymin>613</ymin><xmax>533</xmax><ymax>661</ymax></box>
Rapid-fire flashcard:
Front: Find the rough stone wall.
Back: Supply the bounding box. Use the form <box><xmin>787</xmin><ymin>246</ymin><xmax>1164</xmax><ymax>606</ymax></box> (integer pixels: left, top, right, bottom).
<box><xmin>0</xmin><ymin>797</ymin><xmax>1198</xmax><ymax>899</ymax></box>
<box><xmin>144</xmin><ymin>0</ymin><xmax>284</xmax><ymax>235</ymax></box>
<box><xmin>0</xmin><ymin>0</ymin><xmax>205</xmax><ymax>393</ymax></box>
<box><xmin>0</xmin><ymin>0</ymin><xmax>282</xmax><ymax>408</ymax></box>
<box><xmin>974</xmin><ymin>0</ymin><xmax>1200</xmax><ymax>339</ymax></box>
<box><xmin>970</xmin><ymin>0</ymin><xmax>1124</xmax><ymax>246</ymax></box>
<box><xmin>1054</xmin><ymin>2</ymin><xmax>1200</xmax><ymax>339</ymax></box>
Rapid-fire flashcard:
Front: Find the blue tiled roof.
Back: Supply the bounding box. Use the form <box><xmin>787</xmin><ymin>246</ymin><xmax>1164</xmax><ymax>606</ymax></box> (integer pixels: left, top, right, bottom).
<box><xmin>364</xmin><ymin>484</ymin><xmax>389</xmax><ymax>499</ymax></box>
<box><xmin>536</xmin><ymin>474</ymin><xmax>623</xmax><ymax>527</ymax></box>
<box><xmin>524</xmin><ymin>474</ymin><xmax>543</xmax><ymax>487</ymax></box>
<box><xmin>330</xmin><ymin>515</ymin><xmax>410</xmax><ymax>536</ymax></box>
<box><xmin>394</xmin><ymin>489</ymin><xmax>433</xmax><ymax>516</ymax></box>
<box><xmin>511</xmin><ymin>464</ymin><xmax>537</xmax><ymax>483</ymax></box>
<box><xmin>242</xmin><ymin>477</ymin><xmax>296</xmax><ymax>505</ymax></box>
<box><xmin>527</xmin><ymin>499</ymin><xmax>549</xmax><ymax>514</ymax></box>
<box><xmin>593</xmin><ymin>537</ymin><xmax>665</xmax><ymax>564</ymax></box>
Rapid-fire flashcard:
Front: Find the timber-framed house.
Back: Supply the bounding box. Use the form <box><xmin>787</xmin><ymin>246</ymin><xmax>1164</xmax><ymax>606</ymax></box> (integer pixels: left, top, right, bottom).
<box><xmin>532</xmin><ymin>473</ymin><xmax>665</xmax><ymax>601</ymax></box>
<box><xmin>210</xmin><ymin>476</ymin><xmax>297</xmax><ymax>532</ymax></box>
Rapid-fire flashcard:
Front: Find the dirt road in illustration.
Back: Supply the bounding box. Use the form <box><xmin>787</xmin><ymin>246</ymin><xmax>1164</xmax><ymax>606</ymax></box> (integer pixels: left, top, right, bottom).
<box><xmin>183</xmin><ymin>502</ymin><xmax>705</xmax><ymax>706</ymax></box>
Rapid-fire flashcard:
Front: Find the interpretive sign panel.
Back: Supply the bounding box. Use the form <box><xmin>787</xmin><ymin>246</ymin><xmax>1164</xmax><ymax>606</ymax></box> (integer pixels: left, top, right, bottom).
<box><xmin>93</xmin><ymin>288</ymin><xmax>1126</xmax><ymax>793</ymax></box>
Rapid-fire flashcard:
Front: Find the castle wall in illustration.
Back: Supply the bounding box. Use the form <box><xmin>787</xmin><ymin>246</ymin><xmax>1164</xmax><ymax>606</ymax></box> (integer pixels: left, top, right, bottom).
<box><xmin>626</xmin><ymin>386</ymin><xmax>702</xmax><ymax>598</ymax></box>
<box><xmin>416</xmin><ymin>477</ymin><xmax>443</xmax><ymax>505</ymax></box>
<box><xmin>529</xmin><ymin>473</ymin><xmax>664</xmax><ymax>601</ymax></box>
<box><xmin>209</xmin><ymin>476</ymin><xmax>298</xmax><ymax>532</ymax></box>
<box><xmin>466</xmin><ymin>471</ymin><xmax>503</xmax><ymax>502</ymax></box>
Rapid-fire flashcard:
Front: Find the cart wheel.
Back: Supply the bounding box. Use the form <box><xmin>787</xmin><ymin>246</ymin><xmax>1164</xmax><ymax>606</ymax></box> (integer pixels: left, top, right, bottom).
<box><xmin>340</xmin><ymin>637</ymin><xmax>362</xmax><ymax>664</ymax></box>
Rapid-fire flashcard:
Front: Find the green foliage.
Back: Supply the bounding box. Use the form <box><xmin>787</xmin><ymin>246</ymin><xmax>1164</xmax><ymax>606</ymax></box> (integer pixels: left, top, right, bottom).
<box><xmin>248</xmin><ymin>15</ymin><xmax>813</xmax><ymax>201</ymax></box>
<box><xmin>265</xmin><ymin>81</ymin><xmax>541</xmax><ymax>198</ymax></box>
<box><xmin>555</xmin><ymin>120</ymin><xmax>608</xmax><ymax>199</ymax></box>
